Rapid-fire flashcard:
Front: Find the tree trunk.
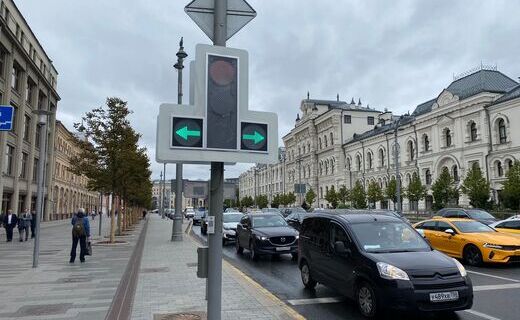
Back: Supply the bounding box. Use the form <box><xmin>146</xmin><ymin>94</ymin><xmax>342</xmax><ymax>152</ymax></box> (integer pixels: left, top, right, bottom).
<box><xmin>110</xmin><ymin>194</ymin><xmax>116</xmax><ymax>243</ymax></box>
<box><xmin>116</xmin><ymin>196</ymin><xmax>122</xmax><ymax>236</ymax></box>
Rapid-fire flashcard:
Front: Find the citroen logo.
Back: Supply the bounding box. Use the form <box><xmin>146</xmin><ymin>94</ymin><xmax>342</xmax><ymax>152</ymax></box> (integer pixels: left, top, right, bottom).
<box><xmin>280</xmin><ymin>237</ymin><xmax>286</xmax><ymax>243</ymax></box>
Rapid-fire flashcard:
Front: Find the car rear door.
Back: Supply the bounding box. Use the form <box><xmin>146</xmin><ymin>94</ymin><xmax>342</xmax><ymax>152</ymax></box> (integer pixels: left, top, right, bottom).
<box><xmin>327</xmin><ymin>221</ymin><xmax>355</xmax><ymax>296</ymax></box>
<box><xmin>305</xmin><ymin>217</ymin><xmax>330</xmax><ymax>281</ymax></box>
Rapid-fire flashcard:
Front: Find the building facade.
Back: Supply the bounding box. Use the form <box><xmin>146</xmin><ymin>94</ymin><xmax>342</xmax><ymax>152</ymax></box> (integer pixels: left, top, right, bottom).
<box><xmin>0</xmin><ymin>0</ymin><xmax>59</xmax><ymax>219</ymax></box>
<box><xmin>239</xmin><ymin>67</ymin><xmax>520</xmax><ymax>211</ymax></box>
<box><xmin>50</xmin><ymin>121</ymin><xmax>98</xmax><ymax>219</ymax></box>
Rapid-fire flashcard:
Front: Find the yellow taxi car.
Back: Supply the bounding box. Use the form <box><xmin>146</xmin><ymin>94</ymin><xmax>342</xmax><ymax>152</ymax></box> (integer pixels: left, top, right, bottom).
<box><xmin>414</xmin><ymin>217</ymin><xmax>520</xmax><ymax>266</ymax></box>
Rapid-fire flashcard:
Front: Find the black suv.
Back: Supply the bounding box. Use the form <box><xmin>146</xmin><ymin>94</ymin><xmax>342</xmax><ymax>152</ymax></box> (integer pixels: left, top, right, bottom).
<box><xmin>235</xmin><ymin>213</ymin><xmax>299</xmax><ymax>261</ymax></box>
<box><xmin>298</xmin><ymin>212</ymin><xmax>473</xmax><ymax>318</ymax></box>
<box><xmin>436</xmin><ymin>208</ymin><xmax>497</xmax><ymax>225</ymax></box>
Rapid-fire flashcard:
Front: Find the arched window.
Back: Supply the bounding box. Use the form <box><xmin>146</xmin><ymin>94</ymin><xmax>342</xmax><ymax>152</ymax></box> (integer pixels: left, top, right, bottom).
<box><xmin>497</xmin><ymin>161</ymin><xmax>503</xmax><ymax>177</ymax></box>
<box><xmin>320</xmin><ymin>187</ymin><xmax>323</xmax><ymax>198</ymax></box>
<box><xmin>319</xmin><ymin>163</ymin><xmax>323</xmax><ymax>175</ymax></box>
<box><xmin>367</xmin><ymin>152</ymin><xmax>373</xmax><ymax>169</ymax></box>
<box><xmin>408</xmin><ymin>141</ymin><xmax>415</xmax><ymax>161</ymax></box>
<box><xmin>356</xmin><ymin>155</ymin><xmax>362</xmax><ymax>171</ymax></box>
<box><xmin>324</xmin><ymin>135</ymin><xmax>328</xmax><ymax>147</ymax></box>
<box><xmin>498</xmin><ymin>119</ymin><xmax>507</xmax><ymax>144</ymax></box>
<box><xmin>308</xmin><ymin>143</ymin><xmax>311</xmax><ymax>153</ymax></box>
<box><xmin>325</xmin><ymin>161</ymin><xmax>329</xmax><ymax>175</ymax></box>
<box><xmin>319</xmin><ymin>138</ymin><xmax>322</xmax><ymax>149</ymax></box>
<box><xmin>346</xmin><ymin>158</ymin><xmax>351</xmax><ymax>170</ymax></box>
<box><xmin>506</xmin><ymin>159</ymin><xmax>513</xmax><ymax>171</ymax></box>
<box><xmin>425</xmin><ymin>169</ymin><xmax>432</xmax><ymax>185</ymax></box>
<box><xmin>406</xmin><ymin>174</ymin><xmax>411</xmax><ymax>186</ymax></box>
<box><xmin>330</xmin><ymin>132</ymin><xmax>333</xmax><ymax>145</ymax></box>
<box><xmin>470</xmin><ymin>122</ymin><xmax>478</xmax><ymax>141</ymax></box>
<box><xmin>445</xmin><ymin>129</ymin><xmax>452</xmax><ymax>147</ymax></box>
<box><xmin>452</xmin><ymin>166</ymin><xmax>459</xmax><ymax>182</ymax></box>
<box><xmin>379</xmin><ymin>149</ymin><xmax>385</xmax><ymax>167</ymax></box>
<box><xmin>423</xmin><ymin>135</ymin><xmax>430</xmax><ymax>152</ymax></box>
<box><xmin>331</xmin><ymin>160</ymin><xmax>335</xmax><ymax>174</ymax></box>
<box><xmin>472</xmin><ymin>162</ymin><xmax>480</xmax><ymax>170</ymax></box>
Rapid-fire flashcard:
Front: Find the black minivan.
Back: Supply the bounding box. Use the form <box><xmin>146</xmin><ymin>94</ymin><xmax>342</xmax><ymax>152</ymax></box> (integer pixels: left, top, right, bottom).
<box><xmin>298</xmin><ymin>212</ymin><xmax>473</xmax><ymax>318</ymax></box>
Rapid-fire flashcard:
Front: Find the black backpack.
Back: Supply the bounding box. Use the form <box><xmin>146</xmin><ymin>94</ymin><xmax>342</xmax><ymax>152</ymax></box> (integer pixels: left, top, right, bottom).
<box><xmin>73</xmin><ymin>217</ymin><xmax>85</xmax><ymax>237</ymax></box>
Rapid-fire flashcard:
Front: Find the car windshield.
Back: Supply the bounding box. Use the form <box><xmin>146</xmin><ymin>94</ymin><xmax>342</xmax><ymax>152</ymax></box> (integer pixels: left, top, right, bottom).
<box><xmin>252</xmin><ymin>215</ymin><xmax>287</xmax><ymax>228</ymax></box>
<box><xmin>453</xmin><ymin>221</ymin><xmax>496</xmax><ymax>233</ymax></box>
<box><xmin>467</xmin><ymin>210</ymin><xmax>495</xmax><ymax>220</ymax></box>
<box><xmin>224</xmin><ymin>213</ymin><xmax>243</xmax><ymax>223</ymax></box>
<box><xmin>350</xmin><ymin>222</ymin><xmax>430</xmax><ymax>253</ymax></box>
<box><xmin>262</xmin><ymin>208</ymin><xmax>280</xmax><ymax>213</ymax></box>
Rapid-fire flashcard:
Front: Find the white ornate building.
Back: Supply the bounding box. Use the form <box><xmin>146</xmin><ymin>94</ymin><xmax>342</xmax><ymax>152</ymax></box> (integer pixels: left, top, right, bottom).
<box><xmin>239</xmin><ymin>67</ymin><xmax>520</xmax><ymax>211</ymax></box>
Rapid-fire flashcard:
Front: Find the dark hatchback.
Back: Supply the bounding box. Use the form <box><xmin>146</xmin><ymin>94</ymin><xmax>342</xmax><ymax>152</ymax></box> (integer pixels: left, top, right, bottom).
<box><xmin>298</xmin><ymin>212</ymin><xmax>473</xmax><ymax>318</ymax></box>
<box><xmin>437</xmin><ymin>208</ymin><xmax>497</xmax><ymax>225</ymax></box>
<box><xmin>235</xmin><ymin>213</ymin><xmax>299</xmax><ymax>261</ymax></box>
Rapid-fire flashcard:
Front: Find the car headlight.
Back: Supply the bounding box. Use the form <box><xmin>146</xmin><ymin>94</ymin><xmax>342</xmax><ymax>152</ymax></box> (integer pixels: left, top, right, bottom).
<box><xmin>376</xmin><ymin>262</ymin><xmax>410</xmax><ymax>281</ymax></box>
<box><xmin>453</xmin><ymin>258</ymin><xmax>467</xmax><ymax>277</ymax></box>
<box><xmin>256</xmin><ymin>235</ymin><xmax>268</xmax><ymax>241</ymax></box>
<box><xmin>483</xmin><ymin>243</ymin><xmax>503</xmax><ymax>249</ymax></box>
<box><xmin>295</xmin><ymin>235</ymin><xmax>299</xmax><ymax>240</ymax></box>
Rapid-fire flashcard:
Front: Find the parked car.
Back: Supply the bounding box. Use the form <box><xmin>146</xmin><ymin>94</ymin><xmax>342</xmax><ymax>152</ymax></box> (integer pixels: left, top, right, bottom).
<box><xmin>330</xmin><ymin>209</ymin><xmax>411</xmax><ymax>224</ymax></box>
<box><xmin>222</xmin><ymin>212</ymin><xmax>244</xmax><ymax>244</ymax></box>
<box><xmin>285</xmin><ymin>211</ymin><xmax>308</xmax><ymax>231</ymax></box>
<box><xmin>280</xmin><ymin>207</ymin><xmax>307</xmax><ymax>218</ymax></box>
<box><xmin>299</xmin><ymin>212</ymin><xmax>473</xmax><ymax>318</ymax></box>
<box><xmin>193</xmin><ymin>209</ymin><xmax>206</xmax><ymax>226</ymax></box>
<box><xmin>490</xmin><ymin>218</ymin><xmax>520</xmax><ymax>235</ymax></box>
<box><xmin>505</xmin><ymin>214</ymin><xmax>520</xmax><ymax>220</ymax></box>
<box><xmin>235</xmin><ymin>213</ymin><xmax>299</xmax><ymax>261</ymax></box>
<box><xmin>414</xmin><ymin>217</ymin><xmax>520</xmax><ymax>266</ymax></box>
<box><xmin>436</xmin><ymin>208</ymin><xmax>497</xmax><ymax>225</ymax></box>
<box><xmin>184</xmin><ymin>207</ymin><xmax>195</xmax><ymax>219</ymax></box>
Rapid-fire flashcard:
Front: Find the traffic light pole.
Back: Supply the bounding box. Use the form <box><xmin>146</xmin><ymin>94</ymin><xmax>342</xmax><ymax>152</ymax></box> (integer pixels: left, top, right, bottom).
<box><xmin>207</xmin><ymin>1</ymin><xmax>227</xmax><ymax>319</ymax></box>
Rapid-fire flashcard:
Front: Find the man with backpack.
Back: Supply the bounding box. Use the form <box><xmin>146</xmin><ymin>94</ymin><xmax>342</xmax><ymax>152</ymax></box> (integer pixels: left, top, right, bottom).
<box><xmin>18</xmin><ymin>209</ymin><xmax>31</xmax><ymax>242</ymax></box>
<box><xmin>70</xmin><ymin>208</ymin><xmax>90</xmax><ymax>263</ymax></box>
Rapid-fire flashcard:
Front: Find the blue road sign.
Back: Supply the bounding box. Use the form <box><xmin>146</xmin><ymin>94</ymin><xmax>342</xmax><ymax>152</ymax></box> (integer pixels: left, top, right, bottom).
<box><xmin>0</xmin><ymin>105</ymin><xmax>14</xmax><ymax>131</ymax></box>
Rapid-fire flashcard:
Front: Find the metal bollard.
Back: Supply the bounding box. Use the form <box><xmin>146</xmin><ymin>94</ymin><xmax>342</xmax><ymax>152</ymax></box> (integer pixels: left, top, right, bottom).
<box><xmin>197</xmin><ymin>246</ymin><xmax>209</xmax><ymax>278</ymax></box>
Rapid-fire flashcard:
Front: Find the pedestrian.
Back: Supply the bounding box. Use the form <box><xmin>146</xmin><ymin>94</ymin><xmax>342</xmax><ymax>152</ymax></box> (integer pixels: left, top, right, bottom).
<box><xmin>70</xmin><ymin>208</ymin><xmax>90</xmax><ymax>263</ymax></box>
<box><xmin>18</xmin><ymin>209</ymin><xmax>31</xmax><ymax>242</ymax></box>
<box><xmin>30</xmin><ymin>210</ymin><xmax>36</xmax><ymax>238</ymax></box>
<box><xmin>2</xmin><ymin>210</ymin><xmax>18</xmax><ymax>242</ymax></box>
<box><xmin>142</xmin><ymin>210</ymin><xmax>146</xmax><ymax>220</ymax></box>
<box><xmin>91</xmin><ymin>210</ymin><xmax>96</xmax><ymax>220</ymax></box>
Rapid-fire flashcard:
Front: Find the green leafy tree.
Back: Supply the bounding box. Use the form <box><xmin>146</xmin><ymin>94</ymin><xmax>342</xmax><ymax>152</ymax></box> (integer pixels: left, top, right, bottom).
<box><xmin>224</xmin><ymin>199</ymin><xmax>235</xmax><ymax>208</ymax></box>
<box><xmin>502</xmin><ymin>161</ymin><xmax>520</xmax><ymax>210</ymax></box>
<box><xmin>351</xmin><ymin>181</ymin><xmax>367</xmax><ymax>209</ymax></box>
<box><xmin>461</xmin><ymin>166</ymin><xmax>490</xmax><ymax>209</ymax></box>
<box><xmin>432</xmin><ymin>167</ymin><xmax>459</xmax><ymax>210</ymax></box>
<box><xmin>337</xmin><ymin>185</ymin><xmax>350</xmax><ymax>205</ymax></box>
<box><xmin>385</xmin><ymin>177</ymin><xmax>398</xmax><ymax>208</ymax></box>
<box><xmin>285</xmin><ymin>192</ymin><xmax>296</xmax><ymax>206</ymax></box>
<box><xmin>367</xmin><ymin>181</ymin><xmax>384</xmax><ymax>209</ymax></box>
<box><xmin>256</xmin><ymin>195</ymin><xmax>268</xmax><ymax>209</ymax></box>
<box><xmin>305</xmin><ymin>188</ymin><xmax>317</xmax><ymax>207</ymax></box>
<box><xmin>240</xmin><ymin>196</ymin><xmax>254</xmax><ymax>208</ymax></box>
<box><xmin>325</xmin><ymin>186</ymin><xmax>338</xmax><ymax>208</ymax></box>
<box><xmin>271</xmin><ymin>194</ymin><xmax>281</xmax><ymax>208</ymax></box>
<box><xmin>405</xmin><ymin>172</ymin><xmax>427</xmax><ymax>217</ymax></box>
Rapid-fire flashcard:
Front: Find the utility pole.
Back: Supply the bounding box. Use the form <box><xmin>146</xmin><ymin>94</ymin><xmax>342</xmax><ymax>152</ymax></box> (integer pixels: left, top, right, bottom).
<box><xmin>296</xmin><ymin>152</ymin><xmax>303</xmax><ymax>205</ymax></box>
<box><xmin>394</xmin><ymin>117</ymin><xmax>402</xmax><ymax>213</ymax></box>
<box><xmin>160</xmin><ymin>171</ymin><xmax>164</xmax><ymax>219</ymax></box>
<box><xmin>32</xmin><ymin>109</ymin><xmax>52</xmax><ymax>268</ymax></box>
<box><xmin>98</xmin><ymin>192</ymin><xmax>103</xmax><ymax>236</ymax></box>
<box><xmin>172</xmin><ymin>37</ymin><xmax>188</xmax><ymax>241</ymax></box>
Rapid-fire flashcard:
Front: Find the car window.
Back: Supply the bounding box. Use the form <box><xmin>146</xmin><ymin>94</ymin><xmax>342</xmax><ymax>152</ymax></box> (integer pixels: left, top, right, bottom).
<box><xmin>444</xmin><ymin>210</ymin><xmax>463</xmax><ymax>218</ymax></box>
<box><xmin>224</xmin><ymin>213</ymin><xmax>243</xmax><ymax>223</ymax></box>
<box><xmin>453</xmin><ymin>221</ymin><xmax>495</xmax><ymax>233</ymax></box>
<box><xmin>286</xmin><ymin>213</ymin><xmax>296</xmax><ymax>220</ymax></box>
<box><xmin>330</xmin><ymin>222</ymin><xmax>350</xmax><ymax>245</ymax></box>
<box><xmin>467</xmin><ymin>210</ymin><xmax>495</xmax><ymax>220</ymax></box>
<box><xmin>307</xmin><ymin>217</ymin><xmax>329</xmax><ymax>248</ymax></box>
<box><xmin>252</xmin><ymin>215</ymin><xmax>287</xmax><ymax>228</ymax></box>
<box><xmin>416</xmin><ymin>221</ymin><xmax>436</xmax><ymax>230</ymax></box>
<box><xmin>436</xmin><ymin>221</ymin><xmax>453</xmax><ymax>232</ymax></box>
<box><xmin>350</xmin><ymin>222</ymin><xmax>430</xmax><ymax>253</ymax></box>
<box><xmin>497</xmin><ymin>221</ymin><xmax>520</xmax><ymax>229</ymax></box>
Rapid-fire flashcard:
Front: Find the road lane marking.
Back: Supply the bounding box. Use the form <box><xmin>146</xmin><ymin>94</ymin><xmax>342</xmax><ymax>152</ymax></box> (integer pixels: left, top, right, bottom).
<box><xmin>467</xmin><ymin>270</ymin><xmax>520</xmax><ymax>283</ymax></box>
<box><xmin>473</xmin><ymin>283</ymin><xmax>520</xmax><ymax>292</ymax></box>
<box><xmin>287</xmin><ymin>297</ymin><xmax>345</xmax><ymax>305</ymax></box>
<box><xmin>463</xmin><ymin>309</ymin><xmax>502</xmax><ymax>320</ymax></box>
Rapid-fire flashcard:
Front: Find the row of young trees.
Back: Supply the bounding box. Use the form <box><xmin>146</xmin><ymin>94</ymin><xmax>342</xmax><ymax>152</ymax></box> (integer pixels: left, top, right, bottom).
<box><xmin>71</xmin><ymin>97</ymin><xmax>153</xmax><ymax>243</ymax></box>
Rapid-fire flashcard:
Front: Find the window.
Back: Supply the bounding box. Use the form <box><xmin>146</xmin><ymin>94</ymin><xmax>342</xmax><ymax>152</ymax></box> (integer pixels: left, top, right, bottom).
<box><xmin>20</xmin><ymin>152</ymin><xmax>28</xmax><ymax>179</ymax></box>
<box><xmin>452</xmin><ymin>166</ymin><xmax>459</xmax><ymax>182</ymax></box>
<box><xmin>25</xmin><ymin>80</ymin><xmax>34</xmax><ymax>105</ymax></box>
<box><xmin>356</xmin><ymin>155</ymin><xmax>362</xmax><ymax>171</ymax></box>
<box><xmin>379</xmin><ymin>149</ymin><xmax>385</xmax><ymax>167</ymax></box>
<box><xmin>11</xmin><ymin>65</ymin><xmax>20</xmax><ymax>92</ymax></box>
<box><xmin>330</xmin><ymin>132</ymin><xmax>333</xmax><ymax>145</ymax></box>
<box><xmin>497</xmin><ymin>161</ymin><xmax>503</xmax><ymax>177</ymax></box>
<box><xmin>33</xmin><ymin>158</ymin><xmax>38</xmax><ymax>182</ymax></box>
<box><xmin>506</xmin><ymin>159</ymin><xmax>513</xmax><ymax>171</ymax></box>
<box><xmin>445</xmin><ymin>129</ymin><xmax>452</xmax><ymax>147</ymax></box>
<box><xmin>344</xmin><ymin>115</ymin><xmax>351</xmax><ymax>124</ymax></box>
<box><xmin>436</xmin><ymin>221</ymin><xmax>453</xmax><ymax>232</ymax></box>
<box><xmin>346</xmin><ymin>158</ymin><xmax>351</xmax><ymax>170</ymax></box>
<box><xmin>35</xmin><ymin>124</ymin><xmax>41</xmax><ymax>148</ymax></box>
<box><xmin>11</xmin><ymin>104</ymin><xmax>17</xmax><ymax>133</ymax></box>
<box><xmin>330</xmin><ymin>223</ymin><xmax>350</xmax><ymax>247</ymax></box>
<box><xmin>498</xmin><ymin>119</ymin><xmax>507</xmax><ymax>144</ymax></box>
<box><xmin>0</xmin><ymin>49</ymin><xmax>5</xmax><ymax>79</ymax></box>
<box><xmin>408</xmin><ymin>141</ymin><xmax>415</xmax><ymax>161</ymax></box>
<box><xmin>319</xmin><ymin>138</ymin><xmax>322</xmax><ymax>149</ymax></box>
<box><xmin>367</xmin><ymin>116</ymin><xmax>374</xmax><ymax>125</ymax></box>
<box><xmin>367</xmin><ymin>152</ymin><xmax>373</xmax><ymax>169</ymax></box>
<box><xmin>23</xmin><ymin>114</ymin><xmax>30</xmax><ymax>142</ymax></box>
<box><xmin>425</xmin><ymin>169</ymin><xmax>432</xmax><ymax>185</ymax></box>
<box><xmin>470</xmin><ymin>122</ymin><xmax>477</xmax><ymax>141</ymax></box>
<box><xmin>4</xmin><ymin>145</ymin><xmax>14</xmax><ymax>176</ymax></box>
<box><xmin>324</xmin><ymin>135</ymin><xmax>328</xmax><ymax>148</ymax></box>
<box><xmin>416</xmin><ymin>220</ymin><xmax>436</xmax><ymax>230</ymax></box>
<box><xmin>424</xmin><ymin>135</ymin><xmax>430</xmax><ymax>151</ymax></box>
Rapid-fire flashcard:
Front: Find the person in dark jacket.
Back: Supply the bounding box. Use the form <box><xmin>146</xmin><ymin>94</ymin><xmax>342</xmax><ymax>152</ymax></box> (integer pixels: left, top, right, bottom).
<box><xmin>70</xmin><ymin>208</ymin><xmax>90</xmax><ymax>263</ymax></box>
<box><xmin>2</xmin><ymin>210</ymin><xmax>18</xmax><ymax>242</ymax></box>
<box><xmin>18</xmin><ymin>209</ymin><xmax>31</xmax><ymax>242</ymax></box>
<box><xmin>30</xmin><ymin>210</ymin><xmax>36</xmax><ymax>238</ymax></box>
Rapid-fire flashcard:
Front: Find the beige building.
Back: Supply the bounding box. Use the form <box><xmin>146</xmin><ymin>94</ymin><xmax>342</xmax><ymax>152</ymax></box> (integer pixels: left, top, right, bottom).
<box><xmin>0</xmin><ymin>0</ymin><xmax>59</xmax><ymax>219</ymax></box>
<box><xmin>50</xmin><ymin>121</ymin><xmax>98</xmax><ymax>219</ymax></box>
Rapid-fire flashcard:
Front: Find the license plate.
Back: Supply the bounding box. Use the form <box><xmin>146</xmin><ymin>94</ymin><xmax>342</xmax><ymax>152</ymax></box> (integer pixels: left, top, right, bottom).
<box><xmin>276</xmin><ymin>246</ymin><xmax>290</xmax><ymax>251</ymax></box>
<box><xmin>429</xmin><ymin>291</ymin><xmax>459</xmax><ymax>302</ymax></box>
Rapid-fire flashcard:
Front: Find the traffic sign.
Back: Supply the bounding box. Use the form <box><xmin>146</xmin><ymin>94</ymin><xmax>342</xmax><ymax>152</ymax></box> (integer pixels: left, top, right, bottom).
<box><xmin>185</xmin><ymin>0</ymin><xmax>256</xmax><ymax>42</ymax></box>
<box><xmin>0</xmin><ymin>105</ymin><xmax>14</xmax><ymax>131</ymax></box>
<box><xmin>156</xmin><ymin>44</ymin><xmax>278</xmax><ymax>164</ymax></box>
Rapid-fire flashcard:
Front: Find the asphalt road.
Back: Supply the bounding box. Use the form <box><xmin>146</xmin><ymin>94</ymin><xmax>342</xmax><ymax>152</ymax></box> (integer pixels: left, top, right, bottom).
<box><xmin>192</xmin><ymin>225</ymin><xmax>520</xmax><ymax>320</ymax></box>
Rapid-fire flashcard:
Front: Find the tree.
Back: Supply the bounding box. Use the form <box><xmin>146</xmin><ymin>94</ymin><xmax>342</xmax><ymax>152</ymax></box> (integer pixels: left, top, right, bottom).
<box><xmin>337</xmin><ymin>185</ymin><xmax>350</xmax><ymax>206</ymax></box>
<box><xmin>305</xmin><ymin>188</ymin><xmax>316</xmax><ymax>207</ymax></box>
<box><xmin>432</xmin><ymin>167</ymin><xmax>459</xmax><ymax>210</ymax></box>
<box><xmin>285</xmin><ymin>192</ymin><xmax>296</xmax><ymax>206</ymax></box>
<box><xmin>325</xmin><ymin>186</ymin><xmax>338</xmax><ymax>208</ymax></box>
<box><xmin>351</xmin><ymin>181</ymin><xmax>367</xmax><ymax>209</ymax></box>
<box><xmin>256</xmin><ymin>195</ymin><xmax>268</xmax><ymax>209</ymax></box>
<box><xmin>224</xmin><ymin>199</ymin><xmax>236</xmax><ymax>208</ymax></box>
<box><xmin>367</xmin><ymin>181</ymin><xmax>383</xmax><ymax>209</ymax></box>
<box><xmin>240</xmin><ymin>196</ymin><xmax>254</xmax><ymax>208</ymax></box>
<box><xmin>385</xmin><ymin>177</ymin><xmax>398</xmax><ymax>208</ymax></box>
<box><xmin>461</xmin><ymin>166</ymin><xmax>491</xmax><ymax>209</ymax></box>
<box><xmin>405</xmin><ymin>172</ymin><xmax>427</xmax><ymax>216</ymax></box>
<box><xmin>271</xmin><ymin>194</ymin><xmax>281</xmax><ymax>208</ymax></box>
<box><xmin>502</xmin><ymin>161</ymin><xmax>520</xmax><ymax>210</ymax></box>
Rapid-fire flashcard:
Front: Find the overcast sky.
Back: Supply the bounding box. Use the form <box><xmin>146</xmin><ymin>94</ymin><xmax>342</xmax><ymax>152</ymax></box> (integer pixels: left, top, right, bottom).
<box><xmin>16</xmin><ymin>0</ymin><xmax>520</xmax><ymax>181</ymax></box>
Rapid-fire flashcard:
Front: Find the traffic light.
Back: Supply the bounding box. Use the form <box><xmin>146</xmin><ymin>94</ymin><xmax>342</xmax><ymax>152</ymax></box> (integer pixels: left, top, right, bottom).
<box><xmin>206</xmin><ymin>55</ymin><xmax>238</xmax><ymax>150</ymax></box>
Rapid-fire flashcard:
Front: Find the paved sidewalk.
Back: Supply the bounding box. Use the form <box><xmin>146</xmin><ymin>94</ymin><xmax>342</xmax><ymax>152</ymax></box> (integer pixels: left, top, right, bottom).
<box><xmin>131</xmin><ymin>214</ymin><xmax>304</xmax><ymax>320</ymax></box>
<box><xmin>0</xmin><ymin>215</ymin><xmax>143</xmax><ymax>320</ymax></box>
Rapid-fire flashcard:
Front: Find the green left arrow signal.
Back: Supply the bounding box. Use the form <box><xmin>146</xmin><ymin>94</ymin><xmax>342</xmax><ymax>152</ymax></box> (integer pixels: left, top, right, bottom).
<box><xmin>242</xmin><ymin>131</ymin><xmax>265</xmax><ymax>144</ymax></box>
<box><xmin>176</xmin><ymin>126</ymin><xmax>201</xmax><ymax>140</ymax></box>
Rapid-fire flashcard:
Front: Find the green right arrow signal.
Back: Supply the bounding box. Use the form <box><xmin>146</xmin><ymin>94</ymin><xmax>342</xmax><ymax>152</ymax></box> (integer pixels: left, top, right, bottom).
<box><xmin>242</xmin><ymin>131</ymin><xmax>265</xmax><ymax>144</ymax></box>
<box><xmin>176</xmin><ymin>125</ymin><xmax>201</xmax><ymax>140</ymax></box>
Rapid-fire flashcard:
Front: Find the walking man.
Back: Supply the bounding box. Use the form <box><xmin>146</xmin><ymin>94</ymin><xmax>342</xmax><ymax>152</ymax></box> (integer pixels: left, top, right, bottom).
<box><xmin>70</xmin><ymin>208</ymin><xmax>90</xmax><ymax>263</ymax></box>
<box><xmin>2</xmin><ymin>210</ymin><xmax>18</xmax><ymax>242</ymax></box>
<box><xmin>18</xmin><ymin>209</ymin><xmax>31</xmax><ymax>242</ymax></box>
<box><xmin>30</xmin><ymin>210</ymin><xmax>36</xmax><ymax>238</ymax></box>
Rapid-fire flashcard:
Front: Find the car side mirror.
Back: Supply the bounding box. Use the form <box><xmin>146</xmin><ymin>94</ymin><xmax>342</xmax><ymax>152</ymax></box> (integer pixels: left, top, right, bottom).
<box><xmin>445</xmin><ymin>229</ymin><xmax>455</xmax><ymax>236</ymax></box>
<box><xmin>334</xmin><ymin>241</ymin><xmax>351</xmax><ymax>256</ymax></box>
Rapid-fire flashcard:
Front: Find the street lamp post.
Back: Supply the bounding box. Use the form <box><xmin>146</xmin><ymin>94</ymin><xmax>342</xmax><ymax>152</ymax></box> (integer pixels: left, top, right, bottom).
<box><xmin>32</xmin><ymin>109</ymin><xmax>52</xmax><ymax>268</ymax></box>
<box><xmin>160</xmin><ymin>171</ymin><xmax>164</xmax><ymax>219</ymax></box>
<box><xmin>172</xmin><ymin>37</ymin><xmax>188</xmax><ymax>241</ymax></box>
<box><xmin>394</xmin><ymin>117</ymin><xmax>403</xmax><ymax>213</ymax></box>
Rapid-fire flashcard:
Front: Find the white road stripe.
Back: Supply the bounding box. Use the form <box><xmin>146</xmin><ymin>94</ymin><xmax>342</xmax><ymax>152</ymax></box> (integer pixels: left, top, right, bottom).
<box><xmin>473</xmin><ymin>283</ymin><xmax>520</xmax><ymax>292</ymax></box>
<box><xmin>467</xmin><ymin>270</ymin><xmax>520</xmax><ymax>283</ymax></box>
<box><xmin>463</xmin><ymin>309</ymin><xmax>502</xmax><ymax>320</ymax></box>
<box><xmin>287</xmin><ymin>297</ymin><xmax>344</xmax><ymax>305</ymax></box>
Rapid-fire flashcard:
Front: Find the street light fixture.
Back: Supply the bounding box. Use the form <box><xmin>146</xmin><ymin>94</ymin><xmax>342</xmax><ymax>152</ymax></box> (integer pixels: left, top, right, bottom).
<box><xmin>32</xmin><ymin>109</ymin><xmax>53</xmax><ymax>268</ymax></box>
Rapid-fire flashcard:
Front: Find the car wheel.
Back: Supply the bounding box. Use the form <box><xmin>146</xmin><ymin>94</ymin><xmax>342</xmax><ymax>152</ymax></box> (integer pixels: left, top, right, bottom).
<box><xmin>250</xmin><ymin>240</ymin><xmax>259</xmax><ymax>261</ymax></box>
<box><xmin>357</xmin><ymin>282</ymin><xmax>377</xmax><ymax>318</ymax></box>
<box><xmin>291</xmin><ymin>253</ymin><xmax>298</xmax><ymax>261</ymax></box>
<box><xmin>300</xmin><ymin>261</ymin><xmax>317</xmax><ymax>290</ymax></box>
<box><xmin>463</xmin><ymin>245</ymin><xmax>483</xmax><ymax>266</ymax></box>
<box><xmin>235</xmin><ymin>237</ymin><xmax>243</xmax><ymax>254</ymax></box>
